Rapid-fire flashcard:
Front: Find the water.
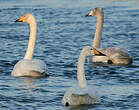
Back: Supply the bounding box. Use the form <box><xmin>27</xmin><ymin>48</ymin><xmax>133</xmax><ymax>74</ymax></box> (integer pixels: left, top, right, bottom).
<box><xmin>0</xmin><ymin>0</ymin><xmax>139</xmax><ymax>109</ymax></box>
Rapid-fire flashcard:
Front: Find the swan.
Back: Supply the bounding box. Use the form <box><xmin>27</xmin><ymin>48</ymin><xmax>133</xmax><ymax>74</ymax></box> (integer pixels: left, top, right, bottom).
<box><xmin>11</xmin><ymin>13</ymin><xmax>48</xmax><ymax>77</ymax></box>
<box><xmin>62</xmin><ymin>46</ymin><xmax>100</xmax><ymax>106</ymax></box>
<box><xmin>86</xmin><ymin>8</ymin><xmax>132</xmax><ymax>65</ymax></box>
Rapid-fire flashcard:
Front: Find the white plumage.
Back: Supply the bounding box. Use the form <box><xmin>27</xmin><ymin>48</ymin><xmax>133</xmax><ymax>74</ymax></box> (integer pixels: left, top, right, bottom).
<box><xmin>93</xmin><ymin>47</ymin><xmax>132</xmax><ymax>65</ymax></box>
<box><xmin>12</xmin><ymin>59</ymin><xmax>47</xmax><ymax>77</ymax></box>
<box><xmin>11</xmin><ymin>13</ymin><xmax>48</xmax><ymax>77</ymax></box>
<box><xmin>62</xmin><ymin>86</ymin><xmax>99</xmax><ymax>106</ymax></box>
<box><xmin>87</xmin><ymin>8</ymin><xmax>132</xmax><ymax>65</ymax></box>
<box><xmin>62</xmin><ymin>46</ymin><xmax>100</xmax><ymax>106</ymax></box>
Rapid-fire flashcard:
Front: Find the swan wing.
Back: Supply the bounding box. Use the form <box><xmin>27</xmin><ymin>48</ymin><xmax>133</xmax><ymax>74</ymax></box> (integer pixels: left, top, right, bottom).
<box><xmin>97</xmin><ymin>47</ymin><xmax>130</xmax><ymax>58</ymax></box>
<box><xmin>29</xmin><ymin>59</ymin><xmax>47</xmax><ymax>73</ymax></box>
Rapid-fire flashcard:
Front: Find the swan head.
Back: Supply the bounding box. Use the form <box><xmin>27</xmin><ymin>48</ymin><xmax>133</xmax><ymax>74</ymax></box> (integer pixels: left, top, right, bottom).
<box><xmin>86</xmin><ymin>8</ymin><xmax>104</xmax><ymax>17</ymax></box>
<box><xmin>15</xmin><ymin>13</ymin><xmax>36</xmax><ymax>24</ymax></box>
<box><xmin>81</xmin><ymin>46</ymin><xmax>94</xmax><ymax>57</ymax></box>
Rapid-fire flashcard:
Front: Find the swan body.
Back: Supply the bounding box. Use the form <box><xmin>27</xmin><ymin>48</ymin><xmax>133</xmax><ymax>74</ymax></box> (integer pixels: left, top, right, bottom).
<box><xmin>12</xmin><ymin>59</ymin><xmax>47</xmax><ymax>77</ymax></box>
<box><xmin>93</xmin><ymin>47</ymin><xmax>132</xmax><ymax>65</ymax></box>
<box><xmin>62</xmin><ymin>46</ymin><xmax>100</xmax><ymax>106</ymax></box>
<box><xmin>11</xmin><ymin>13</ymin><xmax>47</xmax><ymax>77</ymax></box>
<box><xmin>87</xmin><ymin>8</ymin><xmax>132</xmax><ymax>65</ymax></box>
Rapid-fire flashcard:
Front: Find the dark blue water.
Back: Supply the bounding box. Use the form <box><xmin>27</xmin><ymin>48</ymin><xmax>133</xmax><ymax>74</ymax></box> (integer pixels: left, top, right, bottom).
<box><xmin>0</xmin><ymin>0</ymin><xmax>139</xmax><ymax>109</ymax></box>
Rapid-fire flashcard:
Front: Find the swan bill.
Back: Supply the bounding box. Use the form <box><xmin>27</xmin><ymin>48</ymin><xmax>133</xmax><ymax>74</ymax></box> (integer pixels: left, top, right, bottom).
<box><xmin>93</xmin><ymin>49</ymin><xmax>106</xmax><ymax>56</ymax></box>
<box><xmin>15</xmin><ymin>16</ymin><xmax>25</xmax><ymax>22</ymax></box>
<box><xmin>86</xmin><ymin>14</ymin><xmax>91</xmax><ymax>16</ymax></box>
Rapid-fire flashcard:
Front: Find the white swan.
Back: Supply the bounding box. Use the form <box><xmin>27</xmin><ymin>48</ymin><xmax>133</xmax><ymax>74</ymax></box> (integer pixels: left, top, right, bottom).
<box><xmin>11</xmin><ymin>13</ymin><xmax>48</xmax><ymax>77</ymax></box>
<box><xmin>62</xmin><ymin>46</ymin><xmax>100</xmax><ymax>106</ymax></box>
<box><xmin>87</xmin><ymin>8</ymin><xmax>132</xmax><ymax>65</ymax></box>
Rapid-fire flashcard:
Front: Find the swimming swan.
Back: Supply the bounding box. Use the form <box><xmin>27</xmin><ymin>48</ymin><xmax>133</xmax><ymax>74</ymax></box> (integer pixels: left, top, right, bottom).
<box><xmin>11</xmin><ymin>13</ymin><xmax>47</xmax><ymax>77</ymax></box>
<box><xmin>86</xmin><ymin>8</ymin><xmax>132</xmax><ymax>65</ymax></box>
<box><xmin>62</xmin><ymin>46</ymin><xmax>100</xmax><ymax>106</ymax></box>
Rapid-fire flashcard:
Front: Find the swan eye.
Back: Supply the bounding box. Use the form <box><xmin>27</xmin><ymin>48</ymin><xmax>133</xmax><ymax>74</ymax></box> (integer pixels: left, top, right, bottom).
<box><xmin>65</xmin><ymin>102</ymin><xmax>69</xmax><ymax>106</ymax></box>
<box><xmin>24</xmin><ymin>16</ymin><xmax>29</xmax><ymax>21</ymax></box>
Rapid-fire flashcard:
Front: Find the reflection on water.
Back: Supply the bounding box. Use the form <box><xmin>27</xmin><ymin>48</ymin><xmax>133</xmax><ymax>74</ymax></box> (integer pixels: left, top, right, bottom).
<box><xmin>64</xmin><ymin>104</ymin><xmax>98</xmax><ymax>110</ymax></box>
<box><xmin>21</xmin><ymin>77</ymin><xmax>38</xmax><ymax>88</ymax></box>
<box><xmin>20</xmin><ymin>77</ymin><xmax>38</xmax><ymax>94</ymax></box>
<box><xmin>0</xmin><ymin>0</ymin><xmax>139</xmax><ymax>109</ymax></box>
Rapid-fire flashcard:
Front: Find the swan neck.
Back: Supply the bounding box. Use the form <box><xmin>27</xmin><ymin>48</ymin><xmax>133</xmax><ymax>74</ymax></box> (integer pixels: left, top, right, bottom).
<box><xmin>24</xmin><ymin>19</ymin><xmax>37</xmax><ymax>60</ymax></box>
<box><xmin>77</xmin><ymin>49</ymin><xmax>87</xmax><ymax>88</ymax></box>
<box><xmin>93</xmin><ymin>14</ymin><xmax>104</xmax><ymax>48</ymax></box>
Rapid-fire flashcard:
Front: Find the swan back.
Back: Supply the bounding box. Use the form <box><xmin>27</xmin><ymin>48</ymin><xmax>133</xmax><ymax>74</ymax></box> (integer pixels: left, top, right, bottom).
<box><xmin>62</xmin><ymin>86</ymin><xmax>100</xmax><ymax>106</ymax></box>
<box><xmin>93</xmin><ymin>47</ymin><xmax>132</xmax><ymax>65</ymax></box>
<box><xmin>101</xmin><ymin>47</ymin><xmax>132</xmax><ymax>64</ymax></box>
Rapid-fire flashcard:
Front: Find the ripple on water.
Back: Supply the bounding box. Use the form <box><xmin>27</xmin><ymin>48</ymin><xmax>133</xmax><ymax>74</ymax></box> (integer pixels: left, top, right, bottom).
<box><xmin>0</xmin><ymin>0</ymin><xmax>139</xmax><ymax>110</ymax></box>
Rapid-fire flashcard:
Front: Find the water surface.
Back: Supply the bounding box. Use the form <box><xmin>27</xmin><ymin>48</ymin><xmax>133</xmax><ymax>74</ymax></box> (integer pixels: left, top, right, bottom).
<box><xmin>0</xmin><ymin>0</ymin><xmax>139</xmax><ymax>110</ymax></box>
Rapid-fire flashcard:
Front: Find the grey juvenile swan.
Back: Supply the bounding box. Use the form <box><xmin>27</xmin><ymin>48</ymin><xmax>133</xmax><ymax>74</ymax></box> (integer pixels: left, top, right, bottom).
<box><xmin>11</xmin><ymin>13</ymin><xmax>48</xmax><ymax>77</ymax></box>
<box><xmin>62</xmin><ymin>46</ymin><xmax>100</xmax><ymax>106</ymax></box>
<box><xmin>86</xmin><ymin>8</ymin><xmax>132</xmax><ymax>65</ymax></box>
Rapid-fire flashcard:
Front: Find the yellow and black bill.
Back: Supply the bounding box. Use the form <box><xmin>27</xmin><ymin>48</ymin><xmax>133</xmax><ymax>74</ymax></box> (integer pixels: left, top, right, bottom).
<box><xmin>15</xmin><ymin>16</ymin><xmax>25</xmax><ymax>22</ymax></box>
<box><xmin>93</xmin><ymin>49</ymin><xmax>106</xmax><ymax>56</ymax></box>
<box><xmin>86</xmin><ymin>13</ymin><xmax>91</xmax><ymax>16</ymax></box>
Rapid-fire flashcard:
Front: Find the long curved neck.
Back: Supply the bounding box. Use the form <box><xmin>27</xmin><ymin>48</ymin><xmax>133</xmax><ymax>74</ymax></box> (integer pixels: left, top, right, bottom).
<box><xmin>93</xmin><ymin>13</ymin><xmax>104</xmax><ymax>48</ymax></box>
<box><xmin>24</xmin><ymin>20</ymin><xmax>37</xmax><ymax>60</ymax></box>
<box><xmin>77</xmin><ymin>49</ymin><xmax>87</xmax><ymax>88</ymax></box>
